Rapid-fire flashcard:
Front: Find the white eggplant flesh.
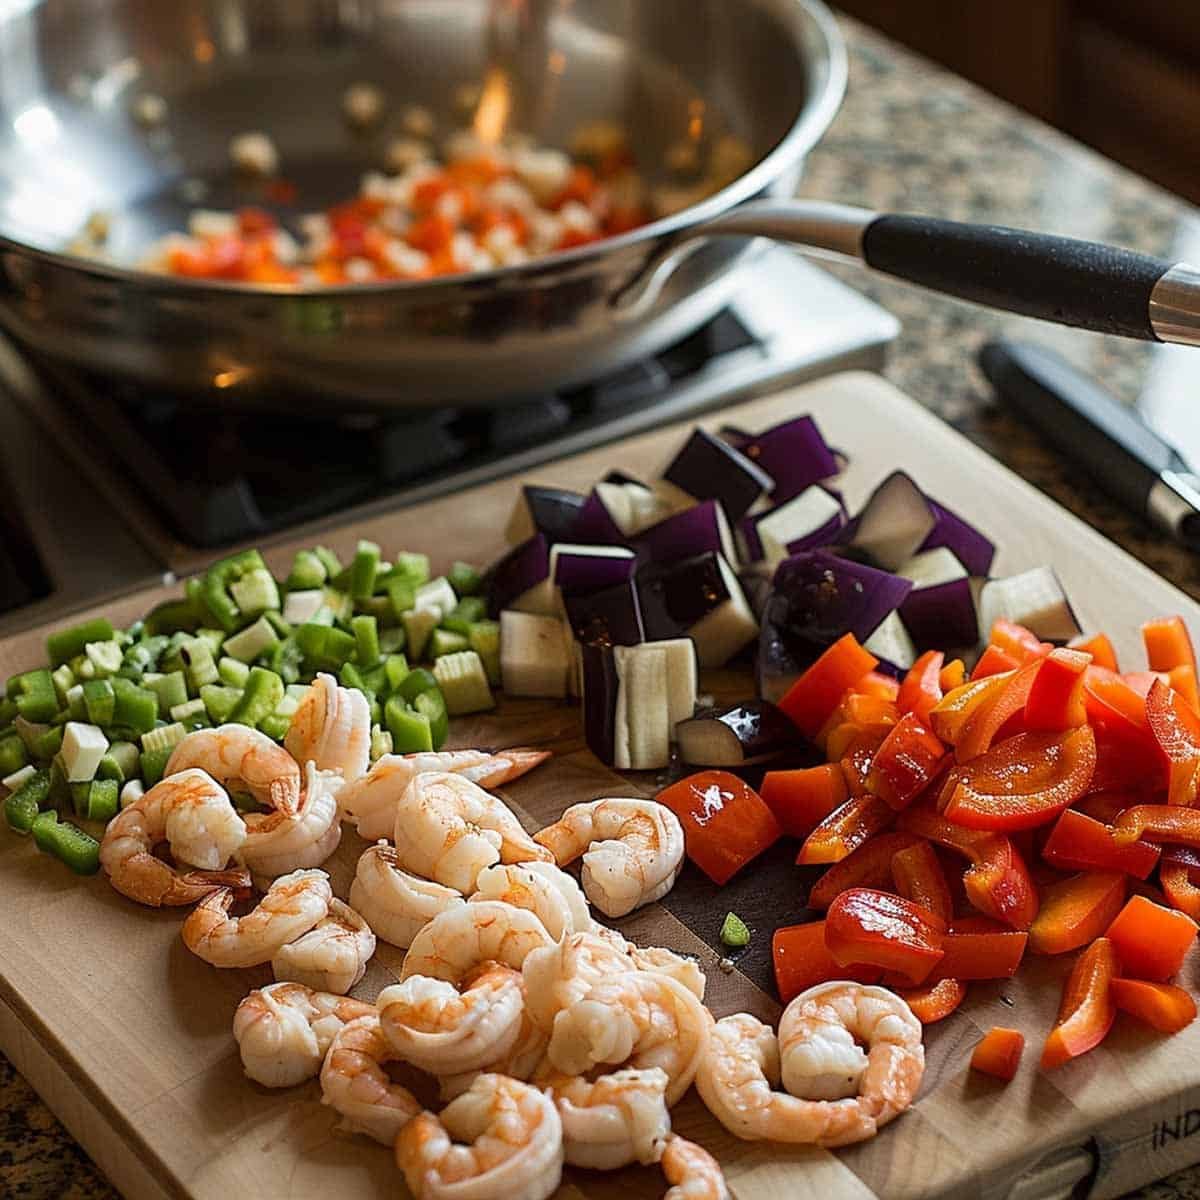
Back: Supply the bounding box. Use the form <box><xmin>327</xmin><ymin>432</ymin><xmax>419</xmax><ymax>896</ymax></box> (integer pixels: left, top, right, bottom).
<box><xmin>978</xmin><ymin>566</ymin><xmax>1082</xmax><ymax>642</ymax></box>
<box><xmin>897</xmin><ymin>547</ymin><xmax>967</xmax><ymax>588</ymax></box>
<box><xmin>852</xmin><ymin>472</ymin><xmax>936</xmax><ymax>570</ymax></box>
<box><xmin>688</xmin><ymin>554</ymin><xmax>759</xmax><ymax>669</ymax></box>
<box><xmin>757</xmin><ymin>487</ymin><xmax>844</xmax><ymax>564</ymax></box>
<box><xmin>499</xmin><ymin>611</ymin><xmax>573</xmax><ymax>698</ymax></box>
<box><xmin>508</xmin><ymin>576</ymin><xmax>559</xmax><ymax>618</ymax></box>
<box><xmin>613</xmin><ymin>645</ymin><xmax>670</xmax><ymax>770</ymax></box>
<box><xmin>651</xmin><ymin>638</ymin><xmax>698</xmax><ymax>732</ymax></box>
<box><xmin>863</xmin><ymin>610</ymin><xmax>917</xmax><ymax>671</ymax></box>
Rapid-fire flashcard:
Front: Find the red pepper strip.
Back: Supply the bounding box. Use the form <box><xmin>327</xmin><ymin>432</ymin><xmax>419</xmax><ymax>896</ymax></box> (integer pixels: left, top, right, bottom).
<box><xmin>771</xmin><ymin>921</ymin><xmax>881</xmax><ymax>1005</ymax></box>
<box><xmin>899</xmin><ymin>977</ymin><xmax>967</xmax><ymax>1024</ymax></box>
<box><xmin>1110</xmin><ymin>978</ymin><xmax>1197</xmax><ymax>1033</ymax></box>
<box><xmin>1170</xmin><ymin>665</ymin><xmax>1200</xmax><ymax>715</ymax></box>
<box><xmin>1105</xmin><ymin>893</ymin><xmax>1198</xmax><ymax>981</ymax></box>
<box><xmin>920</xmin><ymin>928</ymin><xmax>1028</xmax><ymax>981</ymax></box>
<box><xmin>1028</xmin><ymin>871</ymin><xmax>1127</xmax><ymax>955</ymax></box>
<box><xmin>855</xmin><ymin>671</ymin><xmax>901</xmax><ymax>702</ymax></box>
<box><xmin>759</xmin><ymin>764</ymin><xmax>848</xmax><ymax>839</ymax></box>
<box><xmin>807</xmin><ymin>832</ymin><xmax>922</xmax><ymax>911</ymax></box>
<box><xmin>839</xmin><ymin>728</ymin><xmax>891</xmax><ymax>798</ymax></box>
<box><xmin>1146</xmin><ymin>678</ymin><xmax>1200</xmax><ymax>806</ymax></box>
<box><xmin>1124</xmin><ymin>671</ymin><xmax>1170</xmax><ymax>698</ymax></box>
<box><xmin>1112</xmin><ymin>804</ymin><xmax>1200</xmax><ymax>849</ymax></box>
<box><xmin>971</xmin><ymin>644</ymin><xmax>1020</xmax><ymax>680</ymax></box>
<box><xmin>898</xmin><ymin>650</ymin><xmax>945</xmax><ymax>723</ymax></box>
<box><xmin>1024</xmin><ymin>648</ymin><xmax>1091</xmax><ymax>731</ymax></box>
<box><xmin>825</xmin><ymin>888</ymin><xmax>946</xmax><ymax>985</ymax></box>
<box><xmin>797</xmin><ymin>793</ymin><xmax>893</xmax><ymax>866</ymax></box>
<box><xmin>1075</xmin><ymin>791</ymin><xmax>1138</xmax><ymax>825</ymax></box>
<box><xmin>891</xmin><ymin>840</ymin><xmax>953</xmax><ymax>922</ymax></box>
<box><xmin>990</xmin><ymin>618</ymin><xmax>1052</xmax><ymax>664</ymax></box>
<box><xmin>899</xmin><ymin>802</ymin><xmax>1040</xmax><ymax>930</ymax></box>
<box><xmin>1090</xmin><ymin>723</ymin><xmax>1165</xmax><ymax>794</ymax></box>
<box><xmin>778</xmin><ymin>633</ymin><xmax>879</xmax><ymax>738</ymax></box>
<box><xmin>1160</xmin><ymin>862</ymin><xmax>1200</xmax><ymax>920</ymax></box>
<box><xmin>867</xmin><ymin>713</ymin><xmax>947</xmax><ymax>811</ymax></box>
<box><xmin>1042</xmin><ymin>938</ymin><xmax>1119</xmax><ymax>1070</ymax></box>
<box><xmin>1085</xmin><ymin>666</ymin><xmax>1152</xmax><ymax>732</ymax></box>
<box><xmin>939</xmin><ymin>659</ymin><xmax>966</xmax><ymax>691</ymax></box>
<box><xmin>656</xmin><ymin>770</ymin><xmax>781</xmax><ymax>886</ymax></box>
<box><xmin>929</xmin><ymin>672</ymin><xmax>1012</xmax><ymax>745</ymax></box>
<box><xmin>1143</xmin><ymin>615</ymin><xmax>1197</xmax><ymax>675</ymax></box>
<box><xmin>971</xmin><ymin>1027</ymin><xmax>1025</xmax><ymax>1081</ymax></box>
<box><xmin>1041</xmin><ymin>809</ymin><xmax>1160</xmax><ymax>880</ymax></box>
<box><xmin>956</xmin><ymin>661</ymin><xmax>1043</xmax><ymax>761</ymax></box>
<box><xmin>1069</xmin><ymin>632</ymin><xmax>1119</xmax><ymax>672</ymax></box>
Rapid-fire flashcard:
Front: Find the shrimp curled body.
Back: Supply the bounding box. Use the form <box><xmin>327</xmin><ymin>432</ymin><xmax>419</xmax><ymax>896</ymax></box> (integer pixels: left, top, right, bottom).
<box><xmin>662</xmin><ymin>1135</ymin><xmax>730</xmax><ymax>1200</ymax></box>
<box><xmin>349</xmin><ymin>841</ymin><xmax>467</xmax><ymax>948</ymax></box>
<box><xmin>285</xmin><ymin>672</ymin><xmax>371</xmax><ymax>785</ymax></box>
<box><xmin>165</xmin><ymin>726</ymin><xmax>301</xmax><ymax>815</ymax></box>
<box><xmin>238</xmin><ymin>762</ymin><xmax>341</xmax><ymax>879</ymax></box>
<box><xmin>401</xmin><ymin>900</ymin><xmax>553</xmax><ymax>983</ymax></box>
<box><xmin>271</xmin><ymin>897</ymin><xmax>376</xmax><ymax>995</ymax></box>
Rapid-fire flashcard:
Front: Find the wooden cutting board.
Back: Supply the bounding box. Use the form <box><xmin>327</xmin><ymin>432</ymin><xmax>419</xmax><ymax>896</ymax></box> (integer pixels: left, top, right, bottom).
<box><xmin>4</xmin><ymin>370</ymin><xmax>1200</xmax><ymax>1200</ymax></box>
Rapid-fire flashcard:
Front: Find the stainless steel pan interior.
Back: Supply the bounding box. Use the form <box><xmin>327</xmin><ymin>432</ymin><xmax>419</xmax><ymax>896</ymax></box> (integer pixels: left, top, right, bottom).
<box><xmin>0</xmin><ymin>0</ymin><xmax>847</xmax><ymax>408</ymax></box>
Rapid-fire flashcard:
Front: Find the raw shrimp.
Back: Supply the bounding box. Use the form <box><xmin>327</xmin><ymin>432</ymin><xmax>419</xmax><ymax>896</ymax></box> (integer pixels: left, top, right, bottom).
<box><xmin>438</xmin><ymin>1007</ymin><xmax>549</xmax><ymax>1101</ymax></box>
<box><xmin>238</xmin><ymin>762</ymin><xmax>341</xmax><ymax>879</ymax></box>
<box><xmin>232</xmin><ymin>981</ymin><xmax>374</xmax><ymax>1088</ymax></box>
<box><xmin>182</xmin><ymin>868</ymin><xmax>332</xmax><ymax>968</ymax></box>
<box><xmin>396</xmin><ymin>1073</ymin><xmax>563</xmax><ymax>1200</ymax></box>
<box><xmin>271</xmin><ymin>898</ymin><xmax>377</xmax><ymax>994</ymax></box>
<box><xmin>377</xmin><ymin>962</ymin><xmax>525</xmax><ymax>1076</ymax></box>
<box><xmin>100</xmin><ymin>768</ymin><xmax>249</xmax><ymax>907</ymax></box>
<box><xmin>320</xmin><ymin>1013</ymin><xmax>422</xmax><ymax>1145</ymax></box>
<box><xmin>533</xmin><ymin>797</ymin><xmax>684</xmax><ymax>918</ymax></box>
<box><xmin>533</xmin><ymin>1064</ymin><xmax>671</xmax><ymax>1170</ymax></box>
<box><xmin>628</xmin><ymin>944</ymin><xmax>707</xmax><ymax>1001</ymax></box>
<box><xmin>393</xmin><ymin>773</ymin><xmax>552</xmax><ymax>894</ymax></box>
<box><xmin>285</xmin><ymin>672</ymin><xmax>371</xmax><ymax>784</ymax></box>
<box><xmin>349</xmin><ymin>842</ymin><xmax>466</xmax><ymax>948</ymax></box>
<box><xmin>661</xmin><ymin>1135</ymin><xmax>730</xmax><ymax>1200</ymax></box>
<box><xmin>695</xmin><ymin>995</ymin><xmax>923</xmax><ymax>1148</ymax></box>
<box><xmin>521</xmin><ymin>929</ymin><xmax>635</xmax><ymax>1033</ymax></box>
<box><xmin>165</xmin><ymin>726</ymin><xmax>301</xmax><ymax>815</ymax></box>
<box><xmin>547</xmin><ymin>970</ymin><xmax>710</xmax><ymax>1106</ymax></box>
<box><xmin>470</xmin><ymin>862</ymin><xmax>590</xmax><ymax>940</ymax></box>
<box><xmin>340</xmin><ymin>747</ymin><xmax>550</xmax><ymax>841</ymax></box>
<box><xmin>401</xmin><ymin>900</ymin><xmax>553</xmax><ymax>983</ymax></box>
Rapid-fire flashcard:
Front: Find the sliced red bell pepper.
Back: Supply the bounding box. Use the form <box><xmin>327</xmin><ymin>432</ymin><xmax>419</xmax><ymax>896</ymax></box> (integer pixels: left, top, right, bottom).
<box><xmin>1124</xmin><ymin>671</ymin><xmax>1170</xmax><ymax>698</ymax></box>
<box><xmin>1075</xmin><ymin>791</ymin><xmax>1137</xmax><ymax>825</ymax></box>
<box><xmin>1146</xmin><ymin>678</ymin><xmax>1200</xmax><ymax>805</ymax></box>
<box><xmin>1110</xmin><ymin>977</ymin><xmax>1197</xmax><ymax>1033</ymax></box>
<box><xmin>838</xmin><ymin>727</ymin><xmax>891</xmax><ymax>797</ymax></box>
<box><xmin>898</xmin><ymin>650</ymin><xmax>945</xmax><ymax>723</ymax></box>
<box><xmin>867</xmin><ymin>713</ymin><xmax>947</xmax><ymax>811</ymax></box>
<box><xmin>939</xmin><ymin>659</ymin><xmax>966</xmax><ymax>691</ymax></box>
<box><xmin>807</xmin><ymin>831</ymin><xmax>921</xmax><ymax>910</ymax></box>
<box><xmin>971</xmin><ymin>1027</ymin><xmax>1025</xmax><ymax>1081</ymax></box>
<box><xmin>843</xmin><ymin>693</ymin><xmax>900</xmax><ymax>730</ymax></box>
<box><xmin>855</xmin><ymin>671</ymin><xmax>901</xmax><ymax>702</ymax></box>
<box><xmin>1041</xmin><ymin>809</ymin><xmax>1160</xmax><ymax>880</ymax></box>
<box><xmin>759</xmin><ymin>764</ymin><xmax>848</xmax><ymax>839</ymax></box>
<box><xmin>1104</xmin><ymin>893</ymin><xmax>1198</xmax><ymax>981</ymax></box>
<box><xmin>890</xmin><ymin>839</ymin><xmax>953</xmax><ymax>922</ymax></box>
<box><xmin>990</xmin><ymin>618</ymin><xmax>1051</xmax><ymax>663</ymax></box>
<box><xmin>796</xmin><ymin>793</ymin><xmax>893</xmax><ymax>866</ymax></box>
<box><xmin>1041</xmin><ymin>937</ymin><xmax>1119</xmax><ymax>1070</ymax></box>
<box><xmin>771</xmin><ymin>921</ymin><xmax>881</xmax><ymax>1004</ymax></box>
<box><xmin>971</xmin><ymin>644</ymin><xmax>1020</xmax><ymax>680</ymax></box>
<box><xmin>1024</xmin><ymin>648</ymin><xmax>1091</xmax><ymax>731</ymax></box>
<box><xmin>956</xmin><ymin>660</ymin><xmax>1042</xmax><ymax>761</ymax></box>
<box><xmin>1170</xmin><ymin>665</ymin><xmax>1200</xmax><ymax>715</ymax></box>
<box><xmin>656</xmin><ymin>771</ymin><xmax>781</xmax><ymax>886</ymax></box>
<box><xmin>899</xmin><ymin>977</ymin><xmax>967</xmax><ymax>1024</ymax></box>
<box><xmin>1161</xmin><ymin>861</ymin><xmax>1200</xmax><ymax>921</ymax></box>
<box><xmin>1069</xmin><ymin>632</ymin><xmax>1119</xmax><ymax>672</ymax></box>
<box><xmin>927</xmin><ymin>927</ymin><xmax>1028</xmax><ymax>980</ymax></box>
<box><xmin>1028</xmin><ymin>871</ymin><xmax>1127</xmax><ymax>955</ymax></box>
<box><xmin>929</xmin><ymin>672</ymin><xmax>1012</xmax><ymax>745</ymax></box>
<box><xmin>1085</xmin><ymin>666</ymin><xmax>1152</xmax><ymax>732</ymax></box>
<box><xmin>1112</xmin><ymin>804</ymin><xmax>1200</xmax><ymax>850</ymax></box>
<box><xmin>825</xmin><ymin>888</ymin><xmax>946</xmax><ymax>985</ymax></box>
<box><xmin>1143</xmin><ymin>616</ymin><xmax>1197</xmax><ymax>675</ymax></box>
<box><xmin>1090</xmin><ymin>722</ymin><xmax>1164</xmax><ymax>793</ymax></box>
<box><xmin>942</xmin><ymin>727</ymin><xmax>1096</xmax><ymax>832</ymax></box>
<box><xmin>778</xmin><ymin>633</ymin><xmax>878</xmax><ymax>738</ymax></box>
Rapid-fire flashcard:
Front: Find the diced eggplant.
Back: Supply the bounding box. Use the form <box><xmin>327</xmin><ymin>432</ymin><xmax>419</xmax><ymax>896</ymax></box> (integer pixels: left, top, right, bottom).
<box><xmin>648</xmin><ymin>637</ymin><xmax>698</xmax><ymax>730</ymax></box>
<box><xmin>661</xmin><ymin>428</ymin><xmax>773</xmax><ymax>523</ymax></box>
<box><xmin>734</xmin><ymin>415</ymin><xmax>840</xmax><ymax>502</ymax></box>
<box><xmin>756</xmin><ymin>593</ymin><xmax>804</xmax><ymax>704</ymax></box>
<box><xmin>499</xmin><ymin>611</ymin><xmax>574</xmax><ymax>698</ymax></box>
<box><xmin>918</xmin><ymin>500</ymin><xmax>996</xmax><ymax>578</ymax></box>
<box><xmin>738</xmin><ymin>562</ymin><xmax>774</xmax><ymax>622</ymax></box>
<box><xmin>717</xmin><ymin>424</ymin><xmax>752</xmax><ymax>449</ymax></box>
<box><xmin>574</xmin><ymin>477</ymin><xmax>686</xmax><ymax>543</ymax></box>
<box><xmin>485</xmin><ymin>534</ymin><xmax>556</xmax><ymax>617</ymax></box>
<box><xmin>638</xmin><ymin>551</ymin><xmax>758</xmax><ymax>668</ymax></box>
<box><xmin>897</xmin><ymin>547</ymin><xmax>979</xmax><ymax>650</ymax></box>
<box><xmin>636</xmin><ymin>499</ymin><xmax>736</xmax><ymax>566</ymax></box>
<box><xmin>581</xmin><ymin>643</ymin><xmax>620</xmax><ymax>765</ymax></box>
<box><xmin>978</xmin><ymin>566</ymin><xmax>1082</xmax><ymax>642</ymax></box>
<box><xmin>862</xmin><ymin>610</ymin><xmax>917</xmax><ymax>675</ymax></box>
<box><xmin>564</xmin><ymin>580</ymin><xmax>645</xmax><ymax>647</ymax></box>
<box><xmin>741</xmin><ymin>486</ymin><xmax>845</xmax><ymax>562</ymax></box>
<box><xmin>676</xmin><ymin>699</ymin><xmax>796</xmax><ymax>766</ymax></box>
<box><xmin>772</xmin><ymin>550</ymin><xmax>913</xmax><ymax>654</ymax></box>
<box><xmin>845</xmin><ymin>472</ymin><xmax>934</xmax><ymax>570</ymax></box>
<box><xmin>550</xmin><ymin>543</ymin><xmax>637</xmax><ymax>597</ymax></box>
<box><xmin>504</xmin><ymin>485</ymin><xmax>586</xmax><ymax>546</ymax></box>
<box><xmin>571</xmin><ymin>488</ymin><xmax>628</xmax><ymax>545</ymax></box>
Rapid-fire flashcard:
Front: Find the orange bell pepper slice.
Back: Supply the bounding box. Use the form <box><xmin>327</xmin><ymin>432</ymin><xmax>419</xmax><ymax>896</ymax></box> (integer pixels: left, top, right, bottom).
<box><xmin>771</xmin><ymin>921</ymin><xmax>881</xmax><ymax>1005</ymax></box>
<box><xmin>1041</xmin><ymin>936</ymin><xmax>1119</xmax><ymax>1069</ymax></box>
<box><xmin>1075</xmin><ymin>790</ymin><xmax>1137</xmax><ymax>825</ymax></box>
<box><xmin>1028</xmin><ymin>871</ymin><xmax>1127</xmax><ymax>955</ymax></box>
<box><xmin>867</xmin><ymin>713</ymin><xmax>947</xmax><ymax>811</ymax></box>
<box><xmin>1041</xmin><ymin>808</ymin><xmax>1160</xmax><ymax>880</ymax></box>
<box><xmin>971</xmin><ymin>1027</ymin><xmax>1025</xmax><ymax>1081</ymax></box>
<box><xmin>929</xmin><ymin>926</ymin><xmax>1027</xmax><ymax>980</ymax></box>
<box><xmin>956</xmin><ymin>661</ymin><xmax>1044</xmax><ymax>761</ymax></box>
<box><xmin>1104</xmin><ymin>894</ymin><xmax>1198</xmax><ymax>981</ymax></box>
<box><xmin>990</xmin><ymin>618</ymin><xmax>1052</xmax><ymax>664</ymax></box>
<box><xmin>759</xmin><ymin>764</ymin><xmax>848</xmax><ymax>839</ymax></box>
<box><xmin>1110</xmin><ymin>977</ymin><xmax>1197</xmax><ymax>1033</ymax></box>
<box><xmin>1161</xmin><ymin>857</ymin><xmax>1200</xmax><ymax>920</ymax></box>
<box><xmin>1069</xmin><ymin>632</ymin><xmax>1119</xmax><ymax>671</ymax></box>
<box><xmin>939</xmin><ymin>658</ymin><xmax>966</xmax><ymax>691</ymax></box>
<box><xmin>797</xmin><ymin>793</ymin><xmax>893</xmax><ymax>866</ymax></box>
<box><xmin>1024</xmin><ymin>648</ymin><xmax>1091</xmax><ymax>731</ymax></box>
<box><xmin>971</xmin><ymin>644</ymin><xmax>1020</xmax><ymax>680</ymax></box>
<box><xmin>1170</xmin><ymin>665</ymin><xmax>1200</xmax><ymax>715</ymax></box>
<box><xmin>778</xmin><ymin>633</ymin><xmax>878</xmax><ymax>738</ymax></box>
<box><xmin>1113</xmin><ymin>804</ymin><xmax>1200</xmax><ymax>850</ymax></box>
<box><xmin>899</xmin><ymin>977</ymin><xmax>967</xmax><ymax>1024</ymax></box>
<box><xmin>1085</xmin><ymin>666</ymin><xmax>1152</xmax><ymax>731</ymax></box>
<box><xmin>843</xmin><ymin>693</ymin><xmax>900</xmax><ymax>729</ymax></box>
<box><xmin>898</xmin><ymin>650</ymin><xmax>945</xmax><ymax>723</ymax></box>
<box><xmin>929</xmin><ymin>672</ymin><xmax>1013</xmax><ymax>745</ymax></box>
<box><xmin>855</xmin><ymin>671</ymin><xmax>901</xmax><ymax>702</ymax></box>
<box><xmin>1143</xmin><ymin>616</ymin><xmax>1197</xmax><ymax>675</ymax></box>
<box><xmin>1146</xmin><ymin>678</ymin><xmax>1200</xmax><ymax>805</ymax></box>
<box><xmin>891</xmin><ymin>840</ymin><xmax>954</xmax><ymax>922</ymax></box>
<box><xmin>943</xmin><ymin>727</ymin><xmax>1096</xmax><ymax>832</ymax></box>
<box><xmin>824</xmin><ymin>888</ymin><xmax>946</xmax><ymax>985</ymax></box>
<box><xmin>656</xmin><ymin>771</ymin><xmax>781</xmax><ymax>886</ymax></box>
<box><xmin>807</xmin><ymin>831</ymin><xmax>921</xmax><ymax>910</ymax></box>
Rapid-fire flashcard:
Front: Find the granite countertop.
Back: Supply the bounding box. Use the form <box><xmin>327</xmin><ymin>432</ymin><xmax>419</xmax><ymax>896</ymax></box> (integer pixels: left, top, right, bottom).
<box><xmin>5</xmin><ymin>12</ymin><xmax>1200</xmax><ymax>1200</ymax></box>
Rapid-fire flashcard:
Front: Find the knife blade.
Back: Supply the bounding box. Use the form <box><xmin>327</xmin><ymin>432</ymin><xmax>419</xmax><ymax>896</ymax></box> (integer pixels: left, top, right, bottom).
<box><xmin>979</xmin><ymin>338</ymin><xmax>1200</xmax><ymax>551</ymax></box>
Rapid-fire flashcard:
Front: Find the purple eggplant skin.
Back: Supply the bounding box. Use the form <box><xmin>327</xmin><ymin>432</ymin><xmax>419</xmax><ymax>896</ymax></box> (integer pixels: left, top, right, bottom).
<box><xmin>756</xmin><ymin>593</ymin><xmax>804</xmax><ymax>704</ymax></box>
<box><xmin>522</xmin><ymin>486</ymin><xmax>586</xmax><ymax>545</ymax></box>
<box><xmin>637</xmin><ymin>551</ymin><xmax>732</xmax><ymax>641</ymax></box>
<box><xmin>661</xmin><ymin>428</ymin><xmax>773</xmax><ymax>523</ymax></box>
<box><xmin>564</xmin><ymin>580</ymin><xmax>646</xmax><ymax>646</ymax></box>
<box><xmin>485</xmin><ymin>534</ymin><xmax>551</xmax><ymax>617</ymax></box>
<box><xmin>735</xmin><ymin>415</ymin><xmax>840</xmax><ymax>503</ymax></box>
<box><xmin>571</xmin><ymin>488</ymin><xmax>629</xmax><ymax>545</ymax></box>
<box><xmin>918</xmin><ymin>499</ymin><xmax>996</xmax><ymax>578</ymax></box>
<box><xmin>553</xmin><ymin>546</ymin><xmax>637</xmax><ymax>597</ymax></box>
<box><xmin>772</xmin><ymin>550</ymin><xmax>913</xmax><ymax>652</ymax></box>
<box><xmin>636</xmin><ymin>499</ymin><xmax>728</xmax><ymax>567</ymax></box>
<box><xmin>677</xmin><ymin>699</ymin><xmax>798</xmax><ymax>766</ymax></box>
<box><xmin>741</xmin><ymin>486</ymin><xmax>847</xmax><ymax>562</ymax></box>
<box><xmin>580</xmin><ymin>642</ymin><xmax>619</xmax><ymax>765</ymax></box>
<box><xmin>900</xmin><ymin>577</ymin><xmax>980</xmax><ymax>651</ymax></box>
